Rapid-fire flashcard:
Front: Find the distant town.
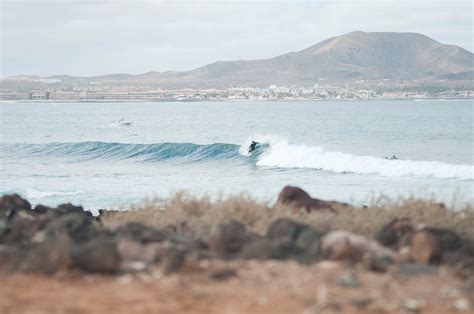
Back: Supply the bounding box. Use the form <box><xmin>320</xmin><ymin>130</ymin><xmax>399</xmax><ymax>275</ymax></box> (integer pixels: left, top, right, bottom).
<box><xmin>1</xmin><ymin>75</ymin><xmax>472</xmax><ymax>102</ymax></box>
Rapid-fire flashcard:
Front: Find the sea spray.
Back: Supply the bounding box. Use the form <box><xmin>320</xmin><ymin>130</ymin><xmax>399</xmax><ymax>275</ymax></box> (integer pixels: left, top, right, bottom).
<box><xmin>256</xmin><ymin>139</ymin><xmax>473</xmax><ymax>180</ymax></box>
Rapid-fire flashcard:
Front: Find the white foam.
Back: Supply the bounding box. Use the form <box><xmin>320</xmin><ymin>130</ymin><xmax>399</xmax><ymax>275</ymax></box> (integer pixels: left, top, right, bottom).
<box><xmin>26</xmin><ymin>188</ymin><xmax>84</xmax><ymax>199</ymax></box>
<box><xmin>252</xmin><ymin>138</ymin><xmax>473</xmax><ymax>180</ymax></box>
<box><xmin>239</xmin><ymin>134</ymin><xmax>287</xmax><ymax>156</ymax></box>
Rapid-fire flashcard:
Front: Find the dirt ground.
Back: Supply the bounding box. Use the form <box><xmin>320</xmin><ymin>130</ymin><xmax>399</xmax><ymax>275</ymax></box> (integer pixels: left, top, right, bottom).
<box><xmin>0</xmin><ymin>260</ymin><xmax>472</xmax><ymax>314</ymax></box>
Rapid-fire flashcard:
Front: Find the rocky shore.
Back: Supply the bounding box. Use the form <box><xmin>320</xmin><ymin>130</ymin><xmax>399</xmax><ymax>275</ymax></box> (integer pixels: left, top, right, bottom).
<box><xmin>1</xmin><ymin>187</ymin><xmax>473</xmax><ymax>313</ymax></box>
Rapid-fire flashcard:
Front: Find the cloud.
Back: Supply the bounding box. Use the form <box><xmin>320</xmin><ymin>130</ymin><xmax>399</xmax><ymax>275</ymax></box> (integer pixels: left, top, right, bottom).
<box><xmin>1</xmin><ymin>0</ymin><xmax>472</xmax><ymax>77</ymax></box>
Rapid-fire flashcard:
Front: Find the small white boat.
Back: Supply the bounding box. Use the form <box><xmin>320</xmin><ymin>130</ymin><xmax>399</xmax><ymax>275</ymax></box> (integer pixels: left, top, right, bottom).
<box><xmin>118</xmin><ymin>118</ymin><xmax>132</xmax><ymax>126</ymax></box>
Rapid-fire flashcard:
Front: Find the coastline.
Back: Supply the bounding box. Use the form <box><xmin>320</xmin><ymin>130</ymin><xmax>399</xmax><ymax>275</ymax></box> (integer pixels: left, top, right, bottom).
<box><xmin>1</xmin><ymin>97</ymin><xmax>473</xmax><ymax>104</ymax></box>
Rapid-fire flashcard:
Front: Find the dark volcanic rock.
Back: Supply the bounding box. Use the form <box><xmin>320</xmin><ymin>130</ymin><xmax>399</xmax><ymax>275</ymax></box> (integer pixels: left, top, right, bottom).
<box><xmin>242</xmin><ymin>218</ymin><xmax>325</xmax><ymax>263</ymax></box>
<box><xmin>295</xmin><ymin>227</ymin><xmax>326</xmax><ymax>261</ymax></box>
<box><xmin>268</xmin><ymin>218</ymin><xmax>325</xmax><ymax>257</ymax></box>
<box><xmin>33</xmin><ymin>204</ymin><xmax>50</xmax><ymax>214</ymax></box>
<box><xmin>208</xmin><ymin>220</ymin><xmax>260</xmax><ymax>259</ymax></box>
<box><xmin>266</xmin><ymin>218</ymin><xmax>308</xmax><ymax>241</ymax></box>
<box><xmin>115</xmin><ymin>222</ymin><xmax>166</xmax><ymax>244</ymax></box>
<box><xmin>377</xmin><ymin>219</ymin><xmax>470</xmax><ymax>266</ymax></box>
<box><xmin>19</xmin><ymin>236</ymin><xmax>72</xmax><ymax>274</ymax></box>
<box><xmin>375</xmin><ymin>218</ymin><xmax>414</xmax><ymax>250</ymax></box>
<box><xmin>116</xmin><ymin>239</ymin><xmax>164</xmax><ymax>271</ymax></box>
<box><xmin>423</xmin><ymin>227</ymin><xmax>464</xmax><ymax>252</ymax></box>
<box><xmin>43</xmin><ymin>212</ymin><xmax>98</xmax><ymax>242</ymax></box>
<box><xmin>240</xmin><ymin>238</ymin><xmax>303</xmax><ymax>261</ymax></box>
<box><xmin>71</xmin><ymin>237</ymin><xmax>120</xmax><ymax>274</ymax></box>
<box><xmin>156</xmin><ymin>247</ymin><xmax>187</xmax><ymax>274</ymax></box>
<box><xmin>0</xmin><ymin>194</ymin><xmax>31</xmax><ymax>220</ymax></box>
<box><xmin>0</xmin><ymin>210</ymin><xmax>49</xmax><ymax>245</ymax></box>
<box><xmin>54</xmin><ymin>203</ymin><xmax>89</xmax><ymax>216</ymax></box>
<box><xmin>0</xmin><ymin>220</ymin><xmax>7</xmax><ymax>239</ymax></box>
<box><xmin>0</xmin><ymin>245</ymin><xmax>20</xmax><ymax>274</ymax></box>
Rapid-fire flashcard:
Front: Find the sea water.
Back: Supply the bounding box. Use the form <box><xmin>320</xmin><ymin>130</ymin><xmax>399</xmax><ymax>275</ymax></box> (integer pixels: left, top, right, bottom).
<box><xmin>1</xmin><ymin>100</ymin><xmax>473</xmax><ymax>212</ymax></box>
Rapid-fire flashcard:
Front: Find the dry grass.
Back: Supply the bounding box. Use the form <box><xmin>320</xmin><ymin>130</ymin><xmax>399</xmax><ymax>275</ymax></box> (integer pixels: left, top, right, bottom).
<box><xmin>101</xmin><ymin>191</ymin><xmax>474</xmax><ymax>242</ymax></box>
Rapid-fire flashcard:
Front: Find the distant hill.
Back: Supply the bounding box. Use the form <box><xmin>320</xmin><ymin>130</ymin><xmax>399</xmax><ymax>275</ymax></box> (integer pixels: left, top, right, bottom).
<box><xmin>48</xmin><ymin>31</ymin><xmax>474</xmax><ymax>87</ymax></box>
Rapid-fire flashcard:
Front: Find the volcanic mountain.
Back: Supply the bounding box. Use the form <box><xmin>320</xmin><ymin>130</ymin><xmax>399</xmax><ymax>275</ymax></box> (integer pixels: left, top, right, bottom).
<box><xmin>50</xmin><ymin>31</ymin><xmax>473</xmax><ymax>87</ymax></box>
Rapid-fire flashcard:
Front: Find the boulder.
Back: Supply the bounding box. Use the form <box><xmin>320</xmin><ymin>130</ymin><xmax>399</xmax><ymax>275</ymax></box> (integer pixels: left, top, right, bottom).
<box><xmin>277</xmin><ymin>186</ymin><xmax>347</xmax><ymax>212</ymax></box>
<box><xmin>377</xmin><ymin>219</ymin><xmax>468</xmax><ymax>265</ymax></box>
<box><xmin>0</xmin><ymin>245</ymin><xmax>20</xmax><ymax>274</ymax></box>
<box><xmin>163</xmin><ymin>222</ymin><xmax>196</xmax><ymax>239</ymax></box>
<box><xmin>18</xmin><ymin>235</ymin><xmax>72</xmax><ymax>274</ymax></box>
<box><xmin>266</xmin><ymin>218</ymin><xmax>308</xmax><ymax>241</ymax></box>
<box><xmin>267</xmin><ymin>218</ymin><xmax>325</xmax><ymax>261</ymax></box>
<box><xmin>409</xmin><ymin>230</ymin><xmax>442</xmax><ymax>264</ymax></box>
<box><xmin>155</xmin><ymin>246</ymin><xmax>187</xmax><ymax>274</ymax></box>
<box><xmin>242</xmin><ymin>218</ymin><xmax>325</xmax><ymax>263</ymax></box>
<box><xmin>117</xmin><ymin>239</ymin><xmax>162</xmax><ymax>271</ymax></box>
<box><xmin>208</xmin><ymin>220</ymin><xmax>260</xmax><ymax>259</ymax></box>
<box><xmin>33</xmin><ymin>204</ymin><xmax>50</xmax><ymax>214</ymax></box>
<box><xmin>0</xmin><ymin>194</ymin><xmax>31</xmax><ymax>220</ymax></box>
<box><xmin>0</xmin><ymin>210</ymin><xmax>49</xmax><ymax>245</ymax></box>
<box><xmin>53</xmin><ymin>203</ymin><xmax>89</xmax><ymax>217</ymax></box>
<box><xmin>240</xmin><ymin>238</ymin><xmax>303</xmax><ymax>260</ymax></box>
<box><xmin>114</xmin><ymin>222</ymin><xmax>166</xmax><ymax>244</ymax></box>
<box><xmin>422</xmin><ymin>227</ymin><xmax>464</xmax><ymax>252</ymax></box>
<box><xmin>375</xmin><ymin>218</ymin><xmax>414</xmax><ymax>249</ymax></box>
<box><xmin>71</xmin><ymin>237</ymin><xmax>120</xmax><ymax>274</ymax></box>
<box><xmin>321</xmin><ymin>230</ymin><xmax>395</xmax><ymax>271</ymax></box>
<box><xmin>295</xmin><ymin>227</ymin><xmax>326</xmax><ymax>261</ymax></box>
<box><xmin>43</xmin><ymin>212</ymin><xmax>98</xmax><ymax>243</ymax></box>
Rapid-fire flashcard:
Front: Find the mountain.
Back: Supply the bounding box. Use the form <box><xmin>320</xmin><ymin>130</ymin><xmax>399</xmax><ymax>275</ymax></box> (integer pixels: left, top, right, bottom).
<box><xmin>48</xmin><ymin>31</ymin><xmax>474</xmax><ymax>87</ymax></box>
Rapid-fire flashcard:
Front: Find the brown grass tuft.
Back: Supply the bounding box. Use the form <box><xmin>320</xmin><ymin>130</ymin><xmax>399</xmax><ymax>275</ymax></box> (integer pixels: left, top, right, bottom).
<box><xmin>101</xmin><ymin>192</ymin><xmax>474</xmax><ymax>242</ymax></box>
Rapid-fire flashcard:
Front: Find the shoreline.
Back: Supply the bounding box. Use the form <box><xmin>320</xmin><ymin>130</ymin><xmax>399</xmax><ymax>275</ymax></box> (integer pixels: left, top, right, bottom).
<box><xmin>1</xmin><ymin>97</ymin><xmax>473</xmax><ymax>104</ymax></box>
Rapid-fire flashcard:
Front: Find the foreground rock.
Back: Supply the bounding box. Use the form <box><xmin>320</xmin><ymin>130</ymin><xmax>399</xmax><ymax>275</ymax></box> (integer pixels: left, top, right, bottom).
<box><xmin>208</xmin><ymin>220</ymin><xmax>260</xmax><ymax>259</ymax></box>
<box><xmin>0</xmin><ymin>193</ymin><xmax>473</xmax><ymax>286</ymax></box>
<box><xmin>71</xmin><ymin>236</ymin><xmax>121</xmax><ymax>273</ymax></box>
<box><xmin>375</xmin><ymin>217</ymin><xmax>473</xmax><ymax>274</ymax></box>
<box><xmin>321</xmin><ymin>230</ymin><xmax>395</xmax><ymax>271</ymax></box>
<box><xmin>241</xmin><ymin>218</ymin><xmax>325</xmax><ymax>263</ymax></box>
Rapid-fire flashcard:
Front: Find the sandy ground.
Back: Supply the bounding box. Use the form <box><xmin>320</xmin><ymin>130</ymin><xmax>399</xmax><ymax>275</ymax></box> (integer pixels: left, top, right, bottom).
<box><xmin>0</xmin><ymin>260</ymin><xmax>472</xmax><ymax>314</ymax></box>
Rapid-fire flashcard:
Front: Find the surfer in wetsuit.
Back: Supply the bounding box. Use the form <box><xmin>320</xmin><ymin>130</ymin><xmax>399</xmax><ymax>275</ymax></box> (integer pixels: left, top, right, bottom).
<box><xmin>248</xmin><ymin>141</ymin><xmax>259</xmax><ymax>153</ymax></box>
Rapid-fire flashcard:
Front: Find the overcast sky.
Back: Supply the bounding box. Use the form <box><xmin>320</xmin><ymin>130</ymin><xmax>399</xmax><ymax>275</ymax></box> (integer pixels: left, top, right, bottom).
<box><xmin>1</xmin><ymin>0</ymin><xmax>472</xmax><ymax>77</ymax></box>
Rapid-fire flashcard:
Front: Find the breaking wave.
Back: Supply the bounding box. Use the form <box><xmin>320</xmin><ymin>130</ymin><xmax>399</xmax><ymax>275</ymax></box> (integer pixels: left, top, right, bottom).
<box><xmin>253</xmin><ymin>138</ymin><xmax>473</xmax><ymax>180</ymax></box>
<box><xmin>0</xmin><ymin>141</ymin><xmax>241</xmax><ymax>163</ymax></box>
<box><xmin>1</xmin><ymin>138</ymin><xmax>472</xmax><ymax>180</ymax></box>
<box><xmin>26</xmin><ymin>188</ymin><xmax>84</xmax><ymax>199</ymax></box>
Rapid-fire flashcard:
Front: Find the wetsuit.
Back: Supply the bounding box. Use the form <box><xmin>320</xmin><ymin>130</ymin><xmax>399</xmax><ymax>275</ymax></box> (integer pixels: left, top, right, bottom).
<box><xmin>248</xmin><ymin>141</ymin><xmax>259</xmax><ymax>153</ymax></box>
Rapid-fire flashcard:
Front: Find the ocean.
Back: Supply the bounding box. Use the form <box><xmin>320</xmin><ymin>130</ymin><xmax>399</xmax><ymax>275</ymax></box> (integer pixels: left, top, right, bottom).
<box><xmin>1</xmin><ymin>100</ymin><xmax>473</xmax><ymax>212</ymax></box>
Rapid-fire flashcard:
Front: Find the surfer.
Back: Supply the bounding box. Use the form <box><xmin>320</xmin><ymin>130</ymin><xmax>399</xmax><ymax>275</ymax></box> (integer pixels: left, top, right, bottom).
<box><xmin>248</xmin><ymin>141</ymin><xmax>259</xmax><ymax>153</ymax></box>
<box><xmin>385</xmin><ymin>155</ymin><xmax>399</xmax><ymax>160</ymax></box>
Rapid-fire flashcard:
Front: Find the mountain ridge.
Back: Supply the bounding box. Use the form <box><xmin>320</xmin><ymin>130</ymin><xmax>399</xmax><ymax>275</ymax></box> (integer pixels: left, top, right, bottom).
<box><xmin>45</xmin><ymin>31</ymin><xmax>474</xmax><ymax>87</ymax></box>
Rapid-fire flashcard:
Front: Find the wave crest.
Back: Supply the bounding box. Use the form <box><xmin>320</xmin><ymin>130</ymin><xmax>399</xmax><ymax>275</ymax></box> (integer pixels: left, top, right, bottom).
<box><xmin>1</xmin><ymin>141</ymin><xmax>241</xmax><ymax>163</ymax></box>
<box><xmin>255</xmin><ymin>140</ymin><xmax>473</xmax><ymax>180</ymax></box>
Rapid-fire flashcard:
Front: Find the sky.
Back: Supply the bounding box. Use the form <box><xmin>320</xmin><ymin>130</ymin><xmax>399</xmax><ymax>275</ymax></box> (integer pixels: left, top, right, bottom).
<box><xmin>1</xmin><ymin>0</ymin><xmax>472</xmax><ymax>77</ymax></box>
